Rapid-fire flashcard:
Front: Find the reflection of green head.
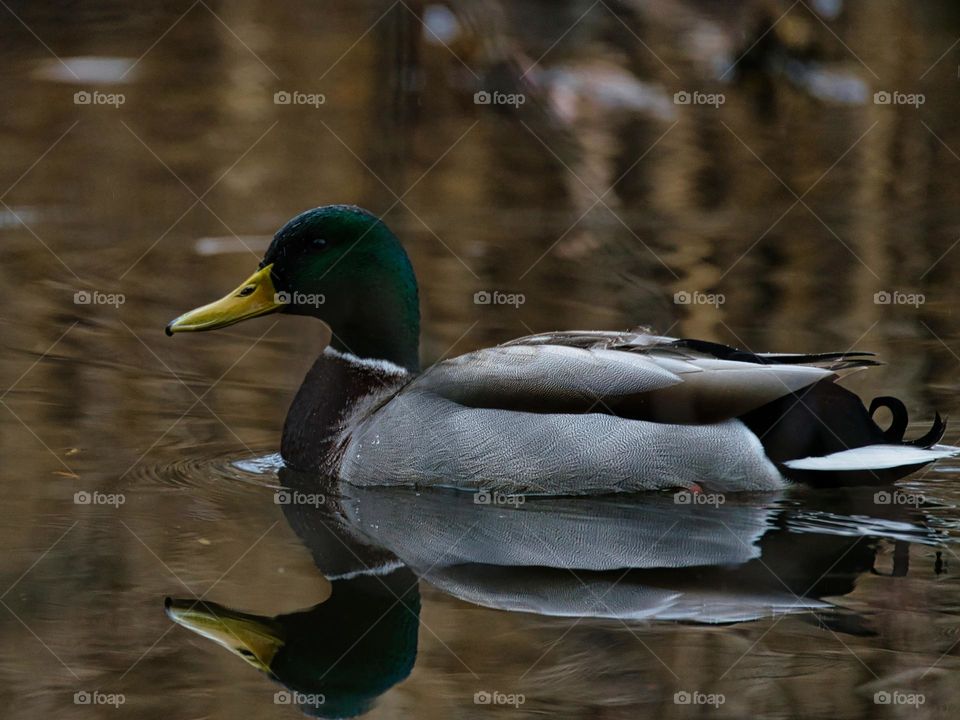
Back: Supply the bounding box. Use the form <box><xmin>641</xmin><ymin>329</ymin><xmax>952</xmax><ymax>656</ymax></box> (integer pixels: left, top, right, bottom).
<box><xmin>166</xmin><ymin>569</ymin><xmax>420</xmax><ymax>718</ymax></box>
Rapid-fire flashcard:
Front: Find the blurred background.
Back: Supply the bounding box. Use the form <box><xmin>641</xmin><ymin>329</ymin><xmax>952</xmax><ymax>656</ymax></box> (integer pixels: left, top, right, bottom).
<box><xmin>3</xmin><ymin>0</ymin><xmax>960</xmax><ymax>717</ymax></box>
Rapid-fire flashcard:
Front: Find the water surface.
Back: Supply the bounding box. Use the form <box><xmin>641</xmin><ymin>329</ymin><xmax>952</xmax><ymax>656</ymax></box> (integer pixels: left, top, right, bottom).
<box><xmin>4</xmin><ymin>1</ymin><xmax>960</xmax><ymax>717</ymax></box>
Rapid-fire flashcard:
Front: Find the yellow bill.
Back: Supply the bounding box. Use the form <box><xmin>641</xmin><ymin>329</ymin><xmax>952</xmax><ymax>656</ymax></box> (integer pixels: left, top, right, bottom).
<box><xmin>166</xmin><ymin>264</ymin><xmax>284</xmax><ymax>335</ymax></box>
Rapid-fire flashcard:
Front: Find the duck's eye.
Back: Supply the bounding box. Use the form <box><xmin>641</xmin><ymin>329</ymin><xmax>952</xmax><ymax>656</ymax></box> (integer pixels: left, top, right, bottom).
<box><xmin>238</xmin><ymin>285</ymin><xmax>256</xmax><ymax>297</ymax></box>
<box><xmin>238</xmin><ymin>648</ymin><xmax>255</xmax><ymax>657</ymax></box>
<box><xmin>312</xmin><ymin>238</ymin><xmax>327</xmax><ymax>249</ymax></box>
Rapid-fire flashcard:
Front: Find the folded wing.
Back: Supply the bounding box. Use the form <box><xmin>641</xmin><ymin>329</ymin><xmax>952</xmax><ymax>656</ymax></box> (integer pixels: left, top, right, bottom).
<box><xmin>411</xmin><ymin>329</ymin><xmax>876</xmax><ymax>423</ymax></box>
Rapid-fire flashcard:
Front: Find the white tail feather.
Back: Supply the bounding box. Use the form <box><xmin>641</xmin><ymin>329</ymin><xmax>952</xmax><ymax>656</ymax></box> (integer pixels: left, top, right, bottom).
<box><xmin>783</xmin><ymin>444</ymin><xmax>960</xmax><ymax>472</ymax></box>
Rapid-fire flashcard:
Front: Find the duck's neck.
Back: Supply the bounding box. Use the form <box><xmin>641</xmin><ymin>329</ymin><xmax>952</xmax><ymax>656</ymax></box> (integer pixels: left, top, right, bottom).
<box><xmin>282</xmin><ymin>349</ymin><xmax>409</xmax><ymax>472</ymax></box>
<box><xmin>326</xmin><ymin>291</ymin><xmax>420</xmax><ymax>373</ymax></box>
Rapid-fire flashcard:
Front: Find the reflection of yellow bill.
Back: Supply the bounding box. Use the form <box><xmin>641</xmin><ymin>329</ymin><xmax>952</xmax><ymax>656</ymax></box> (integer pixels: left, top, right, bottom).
<box><xmin>166</xmin><ymin>264</ymin><xmax>283</xmax><ymax>335</ymax></box>
<box><xmin>165</xmin><ymin>597</ymin><xmax>284</xmax><ymax>673</ymax></box>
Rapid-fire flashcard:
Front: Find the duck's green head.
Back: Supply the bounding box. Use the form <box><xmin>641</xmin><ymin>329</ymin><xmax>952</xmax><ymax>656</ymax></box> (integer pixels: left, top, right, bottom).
<box><xmin>166</xmin><ymin>205</ymin><xmax>421</xmax><ymax>371</ymax></box>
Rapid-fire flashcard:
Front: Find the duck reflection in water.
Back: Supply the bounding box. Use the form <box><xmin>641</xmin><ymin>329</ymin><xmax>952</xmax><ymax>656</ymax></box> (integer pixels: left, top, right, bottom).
<box><xmin>166</xmin><ymin>468</ymin><xmax>944</xmax><ymax>716</ymax></box>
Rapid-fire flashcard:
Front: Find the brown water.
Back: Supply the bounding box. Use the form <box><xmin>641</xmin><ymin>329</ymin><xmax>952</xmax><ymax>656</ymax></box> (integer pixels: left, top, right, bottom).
<box><xmin>4</xmin><ymin>0</ymin><xmax>960</xmax><ymax>717</ymax></box>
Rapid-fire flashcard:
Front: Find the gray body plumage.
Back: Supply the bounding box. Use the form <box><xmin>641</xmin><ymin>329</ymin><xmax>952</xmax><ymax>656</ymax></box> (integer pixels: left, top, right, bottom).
<box><xmin>342</xmin><ymin>393</ymin><xmax>785</xmax><ymax>493</ymax></box>
<box><xmin>319</xmin><ymin>329</ymin><xmax>958</xmax><ymax>494</ymax></box>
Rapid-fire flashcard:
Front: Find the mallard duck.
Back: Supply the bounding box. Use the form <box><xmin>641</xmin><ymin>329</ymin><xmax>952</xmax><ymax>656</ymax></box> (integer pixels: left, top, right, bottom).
<box><xmin>166</xmin><ymin>205</ymin><xmax>957</xmax><ymax>494</ymax></box>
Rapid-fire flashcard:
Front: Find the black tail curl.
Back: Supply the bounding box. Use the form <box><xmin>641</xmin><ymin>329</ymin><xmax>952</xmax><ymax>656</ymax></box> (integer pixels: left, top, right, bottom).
<box><xmin>741</xmin><ymin>381</ymin><xmax>948</xmax><ymax>486</ymax></box>
<box><xmin>868</xmin><ymin>396</ymin><xmax>946</xmax><ymax>447</ymax></box>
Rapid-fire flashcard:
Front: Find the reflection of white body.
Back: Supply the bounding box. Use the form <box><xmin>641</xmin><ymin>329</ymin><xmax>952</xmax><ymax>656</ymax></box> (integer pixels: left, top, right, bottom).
<box><xmin>340</xmin><ymin>487</ymin><xmax>829</xmax><ymax>624</ymax></box>
<box><xmin>343</xmin><ymin>487</ymin><xmax>772</xmax><ymax>569</ymax></box>
<box><xmin>426</xmin><ymin>566</ymin><xmax>830</xmax><ymax>624</ymax></box>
